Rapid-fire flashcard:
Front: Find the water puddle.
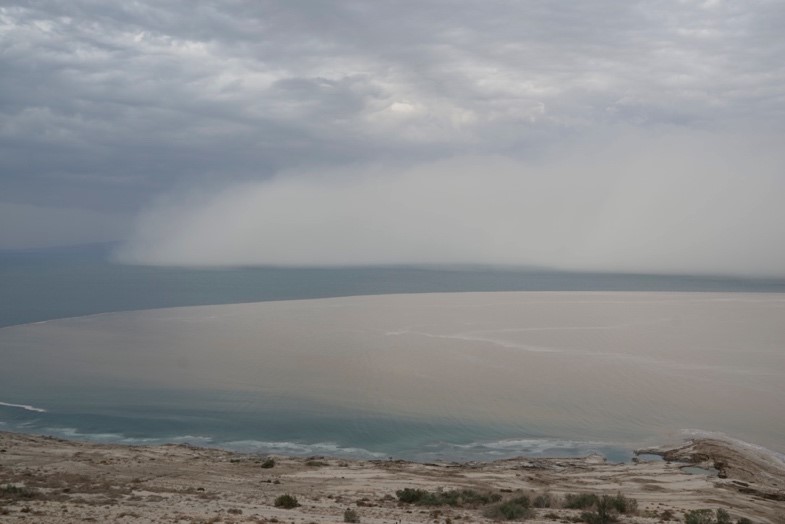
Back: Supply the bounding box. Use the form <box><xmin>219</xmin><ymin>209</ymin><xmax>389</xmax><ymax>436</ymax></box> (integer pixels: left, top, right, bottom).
<box><xmin>635</xmin><ymin>453</ymin><xmax>665</xmax><ymax>462</ymax></box>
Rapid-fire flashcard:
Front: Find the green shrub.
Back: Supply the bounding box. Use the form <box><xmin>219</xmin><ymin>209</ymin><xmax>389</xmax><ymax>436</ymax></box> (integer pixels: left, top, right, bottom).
<box><xmin>0</xmin><ymin>485</ymin><xmax>36</xmax><ymax>500</ymax></box>
<box><xmin>581</xmin><ymin>496</ymin><xmax>616</xmax><ymax>524</ymax></box>
<box><xmin>683</xmin><ymin>509</ymin><xmax>735</xmax><ymax>524</ymax></box>
<box><xmin>260</xmin><ymin>458</ymin><xmax>275</xmax><ymax>469</ymax></box>
<box><xmin>438</xmin><ymin>489</ymin><xmax>502</xmax><ymax>507</ymax></box>
<box><xmin>533</xmin><ymin>493</ymin><xmax>554</xmax><ymax>508</ymax></box>
<box><xmin>508</xmin><ymin>496</ymin><xmax>530</xmax><ymax>508</ymax></box>
<box><xmin>607</xmin><ymin>492</ymin><xmax>637</xmax><ymax>514</ymax></box>
<box><xmin>483</xmin><ymin>497</ymin><xmax>533</xmax><ymax>521</ymax></box>
<box><xmin>577</xmin><ymin>494</ymin><xmax>638</xmax><ymax>524</ymax></box>
<box><xmin>564</xmin><ymin>493</ymin><xmax>598</xmax><ymax>509</ymax></box>
<box><xmin>685</xmin><ymin>509</ymin><xmax>716</xmax><ymax>524</ymax></box>
<box><xmin>395</xmin><ymin>488</ymin><xmax>500</xmax><ymax>507</ymax></box>
<box><xmin>396</xmin><ymin>488</ymin><xmax>431</xmax><ymax>504</ymax></box>
<box><xmin>344</xmin><ymin>508</ymin><xmax>360</xmax><ymax>523</ymax></box>
<box><xmin>274</xmin><ymin>494</ymin><xmax>300</xmax><ymax>508</ymax></box>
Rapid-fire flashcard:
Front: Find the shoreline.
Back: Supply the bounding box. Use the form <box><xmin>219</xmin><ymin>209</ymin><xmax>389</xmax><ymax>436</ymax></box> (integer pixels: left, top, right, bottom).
<box><xmin>2</xmin><ymin>431</ymin><xmax>783</xmax><ymax>523</ymax></box>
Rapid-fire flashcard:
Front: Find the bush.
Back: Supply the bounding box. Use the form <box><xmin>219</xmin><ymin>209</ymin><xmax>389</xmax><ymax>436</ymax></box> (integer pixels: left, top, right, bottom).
<box><xmin>607</xmin><ymin>493</ymin><xmax>637</xmax><ymax>514</ymax></box>
<box><xmin>395</xmin><ymin>488</ymin><xmax>500</xmax><ymax>507</ymax></box>
<box><xmin>483</xmin><ymin>497</ymin><xmax>533</xmax><ymax>521</ymax></box>
<box><xmin>0</xmin><ymin>485</ymin><xmax>36</xmax><ymax>500</ymax></box>
<box><xmin>581</xmin><ymin>496</ymin><xmax>616</xmax><ymax>524</ymax></box>
<box><xmin>533</xmin><ymin>493</ymin><xmax>554</xmax><ymax>508</ymax></box>
<box><xmin>396</xmin><ymin>488</ymin><xmax>431</xmax><ymax>504</ymax></box>
<box><xmin>261</xmin><ymin>458</ymin><xmax>275</xmax><ymax>469</ymax></box>
<box><xmin>438</xmin><ymin>489</ymin><xmax>502</xmax><ymax>507</ymax></box>
<box><xmin>577</xmin><ymin>494</ymin><xmax>638</xmax><ymax>524</ymax></box>
<box><xmin>564</xmin><ymin>493</ymin><xmax>598</xmax><ymax>509</ymax></box>
<box><xmin>344</xmin><ymin>508</ymin><xmax>360</xmax><ymax>523</ymax></box>
<box><xmin>685</xmin><ymin>510</ymin><xmax>716</xmax><ymax>524</ymax></box>
<box><xmin>684</xmin><ymin>509</ymin><xmax>736</xmax><ymax>524</ymax></box>
<box><xmin>274</xmin><ymin>494</ymin><xmax>300</xmax><ymax>508</ymax></box>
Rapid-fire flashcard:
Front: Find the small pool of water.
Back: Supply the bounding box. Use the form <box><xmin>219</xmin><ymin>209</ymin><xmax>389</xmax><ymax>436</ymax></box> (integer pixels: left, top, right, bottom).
<box><xmin>635</xmin><ymin>453</ymin><xmax>664</xmax><ymax>462</ymax></box>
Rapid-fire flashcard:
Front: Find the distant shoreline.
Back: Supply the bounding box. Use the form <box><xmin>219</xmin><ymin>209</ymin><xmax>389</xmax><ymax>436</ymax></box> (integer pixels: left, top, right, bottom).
<box><xmin>1</xmin><ymin>430</ymin><xmax>783</xmax><ymax>523</ymax></box>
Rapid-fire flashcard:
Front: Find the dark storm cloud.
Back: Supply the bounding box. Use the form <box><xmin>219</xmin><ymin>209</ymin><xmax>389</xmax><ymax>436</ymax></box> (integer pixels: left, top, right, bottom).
<box><xmin>2</xmin><ymin>1</ymin><xmax>784</xmax><ymax>273</ymax></box>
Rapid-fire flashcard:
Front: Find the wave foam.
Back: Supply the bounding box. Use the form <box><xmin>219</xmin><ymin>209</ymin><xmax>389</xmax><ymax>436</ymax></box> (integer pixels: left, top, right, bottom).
<box><xmin>40</xmin><ymin>427</ymin><xmax>214</xmax><ymax>446</ymax></box>
<box><xmin>439</xmin><ymin>437</ymin><xmax>606</xmax><ymax>455</ymax></box>
<box><xmin>220</xmin><ymin>439</ymin><xmax>385</xmax><ymax>458</ymax></box>
<box><xmin>34</xmin><ymin>427</ymin><xmax>384</xmax><ymax>458</ymax></box>
<box><xmin>0</xmin><ymin>401</ymin><xmax>47</xmax><ymax>413</ymax></box>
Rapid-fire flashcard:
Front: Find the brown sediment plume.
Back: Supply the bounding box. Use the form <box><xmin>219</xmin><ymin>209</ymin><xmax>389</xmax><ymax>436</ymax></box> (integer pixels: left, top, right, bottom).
<box><xmin>2</xmin><ymin>431</ymin><xmax>783</xmax><ymax>523</ymax></box>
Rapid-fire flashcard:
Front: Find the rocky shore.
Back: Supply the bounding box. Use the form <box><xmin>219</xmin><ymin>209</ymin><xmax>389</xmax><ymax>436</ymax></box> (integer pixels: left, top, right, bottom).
<box><xmin>1</xmin><ymin>431</ymin><xmax>783</xmax><ymax>523</ymax></box>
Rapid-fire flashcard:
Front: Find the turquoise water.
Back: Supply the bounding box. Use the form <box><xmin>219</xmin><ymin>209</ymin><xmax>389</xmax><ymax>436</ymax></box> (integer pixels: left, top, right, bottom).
<box><xmin>2</xmin><ymin>248</ymin><xmax>785</xmax><ymax>463</ymax></box>
<box><xmin>0</xmin><ymin>390</ymin><xmax>626</xmax><ymax>461</ymax></box>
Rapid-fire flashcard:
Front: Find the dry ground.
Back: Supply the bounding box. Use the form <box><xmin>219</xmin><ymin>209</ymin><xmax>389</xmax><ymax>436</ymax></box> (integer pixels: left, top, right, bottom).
<box><xmin>1</xmin><ymin>432</ymin><xmax>783</xmax><ymax>523</ymax></box>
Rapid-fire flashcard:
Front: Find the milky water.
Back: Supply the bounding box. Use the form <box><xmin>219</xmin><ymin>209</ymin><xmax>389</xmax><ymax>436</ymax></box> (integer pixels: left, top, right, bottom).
<box><xmin>1</xmin><ymin>292</ymin><xmax>784</xmax><ymax>461</ymax></box>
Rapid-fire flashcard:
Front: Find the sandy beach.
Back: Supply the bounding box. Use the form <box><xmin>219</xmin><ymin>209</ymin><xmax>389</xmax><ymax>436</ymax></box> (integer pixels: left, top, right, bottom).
<box><xmin>1</xmin><ymin>431</ymin><xmax>783</xmax><ymax>523</ymax></box>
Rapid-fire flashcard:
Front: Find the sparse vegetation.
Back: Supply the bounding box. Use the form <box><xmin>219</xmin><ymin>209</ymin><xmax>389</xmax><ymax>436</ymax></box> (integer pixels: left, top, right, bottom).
<box><xmin>483</xmin><ymin>496</ymin><xmax>533</xmax><ymax>521</ymax></box>
<box><xmin>395</xmin><ymin>488</ymin><xmax>501</xmax><ymax>507</ymax></box>
<box><xmin>344</xmin><ymin>507</ymin><xmax>360</xmax><ymax>522</ymax></box>
<box><xmin>0</xmin><ymin>484</ymin><xmax>37</xmax><ymax>500</ymax></box>
<box><xmin>559</xmin><ymin>493</ymin><xmax>639</xmax><ymax>524</ymax></box>
<box><xmin>274</xmin><ymin>494</ymin><xmax>300</xmax><ymax>508</ymax></box>
<box><xmin>564</xmin><ymin>493</ymin><xmax>599</xmax><ymax>509</ymax></box>
<box><xmin>261</xmin><ymin>457</ymin><xmax>276</xmax><ymax>468</ymax></box>
<box><xmin>685</xmin><ymin>509</ymin><xmax>737</xmax><ymax>524</ymax></box>
<box><xmin>581</xmin><ymin>496</ymin><xmax>616</xmax><ymax>524</ymax></box>
<box><xmin>607</xmin><ymin>492</ymin><xmax>637</xmax><ymax>514</ymax></box>
<box><xmin>686</xmin><ymin>509</ymin><xmax>718</xmax><ymax>524</ymax></box>
<box><xmin>395</xmin><ymin>488</ymin><xmax>430</xmax><ymax>503</ymax></box>
<box><xmin>533</xmin><ymin>493</ymin><xmax>555</xmax><ymax>508</ymax></box>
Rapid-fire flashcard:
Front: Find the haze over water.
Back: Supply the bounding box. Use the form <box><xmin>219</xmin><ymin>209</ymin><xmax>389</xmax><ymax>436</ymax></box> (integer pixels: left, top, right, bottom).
<box><xmin>2</xmin><ymin>291</ymin><xmax>783</xmax><ymax>461</ymax></box>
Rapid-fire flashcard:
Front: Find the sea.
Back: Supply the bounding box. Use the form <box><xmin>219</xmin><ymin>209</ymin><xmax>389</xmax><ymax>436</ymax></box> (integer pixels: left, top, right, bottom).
<box><xmin>1</xmin><ymin>245</ymin><xmax>784</xmax><ymax>463</ymax></box>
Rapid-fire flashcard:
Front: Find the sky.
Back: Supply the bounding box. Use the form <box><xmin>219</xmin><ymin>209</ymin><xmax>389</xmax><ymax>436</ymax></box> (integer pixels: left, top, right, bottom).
<box><xmin>2</xmin><ymin>1</ymin><xmax>785</xmax><ymax>276</ymax></box>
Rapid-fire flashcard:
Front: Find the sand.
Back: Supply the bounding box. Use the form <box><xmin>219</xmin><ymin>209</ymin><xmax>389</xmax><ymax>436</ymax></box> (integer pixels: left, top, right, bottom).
<box><xmin>1</xmin><ymin>432</ymin><xmax>783</xmax><ymax>523</ymax></box>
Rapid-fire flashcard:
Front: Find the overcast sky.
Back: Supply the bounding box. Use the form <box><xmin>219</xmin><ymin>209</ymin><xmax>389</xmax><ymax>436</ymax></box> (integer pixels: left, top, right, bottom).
<box><xmin>2</xmin><ymin>1</ymin><xmax>784</xmax><ymax>275</ymax></box>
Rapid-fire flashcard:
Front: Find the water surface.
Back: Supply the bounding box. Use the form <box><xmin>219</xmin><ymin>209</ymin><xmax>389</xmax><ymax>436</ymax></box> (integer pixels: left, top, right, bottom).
<box><xmin>1</xmin><ymin>292</ymin><xmax>783</xmax><ymax>461</ymax></box>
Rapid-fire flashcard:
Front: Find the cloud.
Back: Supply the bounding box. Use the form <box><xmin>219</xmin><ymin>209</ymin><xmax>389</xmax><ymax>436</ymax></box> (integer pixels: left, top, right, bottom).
<box><xmin>117</xmin><ymin>127</ymin><xmax>785</xmax><ymax>277</ymax></box>
<box><xmin>2</xmin><ymin>1</ymin><xmax>784</xmax><ymax>262</ymax></box>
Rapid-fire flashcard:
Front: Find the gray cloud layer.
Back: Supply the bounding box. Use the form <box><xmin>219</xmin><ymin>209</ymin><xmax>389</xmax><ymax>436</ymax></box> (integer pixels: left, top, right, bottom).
<box><xmin>117</xmin><ymin>129</ymin><xmax>785</xmax><ymax>276</ymax></box>
<box><xmin>2</xmin><ymin>1</ymin><xmax>785</xmax><ymax>274</ymax></box>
